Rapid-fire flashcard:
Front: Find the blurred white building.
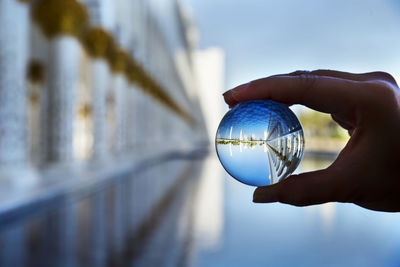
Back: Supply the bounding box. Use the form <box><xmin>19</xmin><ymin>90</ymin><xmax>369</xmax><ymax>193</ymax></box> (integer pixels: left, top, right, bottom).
<box><xmin>0</xmin><ymin>0</ymin><xmax>225</xmax><ymax>265</ymax></box>
<box><xmin>194</xmin><ymin>47</ymin><xmax>226</xmax><ymax>143</ymax></box>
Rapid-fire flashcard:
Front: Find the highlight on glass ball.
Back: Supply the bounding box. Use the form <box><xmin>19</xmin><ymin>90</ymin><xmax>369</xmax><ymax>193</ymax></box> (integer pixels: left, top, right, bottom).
<box><xmin>215</xmin><ymin>100</ymin><xmax>305</xmax><ymax>187</ymax></box>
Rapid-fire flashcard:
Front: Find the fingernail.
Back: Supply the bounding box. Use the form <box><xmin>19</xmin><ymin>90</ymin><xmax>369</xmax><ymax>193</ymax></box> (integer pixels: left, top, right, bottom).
<box><xmin>223</xmin><ymin>82</ymin><xmax>249</xmax><ymax>96</ymax></box>
<box><xmin>232</xmin><ymin>82</ymin><xmax>249</xmax><ymax>93</ymax></box>
<box><xmin>222</xmin><ymin>90</ymin><xmax>233</xmax><ymax>102</ymax></box>
<box><xmin>223</xmin><ymin>83</ymin><xmax>249</xmax><ymax>107</ymax></box>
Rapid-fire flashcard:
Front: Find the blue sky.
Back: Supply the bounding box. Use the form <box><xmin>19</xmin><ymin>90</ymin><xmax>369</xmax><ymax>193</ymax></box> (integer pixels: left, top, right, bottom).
<box><xmin>182</xmin><ymin>0</ymin><xmax>400</xmax><ymax>90</ymax></box>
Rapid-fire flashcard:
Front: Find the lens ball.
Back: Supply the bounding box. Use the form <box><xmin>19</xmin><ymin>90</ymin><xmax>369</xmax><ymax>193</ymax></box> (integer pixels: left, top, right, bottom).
<box><xmin>216</xmin><ymin>100</ymin><xmax>305</xmax><ymax>186</ymax></box>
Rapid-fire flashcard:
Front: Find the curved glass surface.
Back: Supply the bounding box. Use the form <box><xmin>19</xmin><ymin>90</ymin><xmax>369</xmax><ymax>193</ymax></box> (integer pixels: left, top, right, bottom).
<box><xmin>216</xmin><ymin>100</ymin><xmax>305</xmax><ymax>186</ymax></box>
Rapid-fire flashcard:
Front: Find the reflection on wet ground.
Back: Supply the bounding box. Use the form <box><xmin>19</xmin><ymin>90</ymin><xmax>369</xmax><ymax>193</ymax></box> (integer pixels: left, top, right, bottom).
<box><xmin>135</xmin><ymin>154</ymin><xmax>400</xmax><ymax>267</ymax></box>
<box><xmin>1</xmin><ymin>153</ymin><xmax>400</xmax><ymax>266</ymax></box>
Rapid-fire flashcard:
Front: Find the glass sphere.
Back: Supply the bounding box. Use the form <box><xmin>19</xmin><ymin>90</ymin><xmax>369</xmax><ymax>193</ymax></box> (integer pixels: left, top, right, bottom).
<box><xmin>216</xmin><ymin>100</ymin><xmax>305</xmax><ymax>186</ymax></box>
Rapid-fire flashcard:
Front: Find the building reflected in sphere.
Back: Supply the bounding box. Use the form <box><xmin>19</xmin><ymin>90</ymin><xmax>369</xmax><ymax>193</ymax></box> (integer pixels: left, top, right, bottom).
<box><xmin>216</xmin><ymin>100</ymin><xmax>304</xmax><ymax>186</ymax></box>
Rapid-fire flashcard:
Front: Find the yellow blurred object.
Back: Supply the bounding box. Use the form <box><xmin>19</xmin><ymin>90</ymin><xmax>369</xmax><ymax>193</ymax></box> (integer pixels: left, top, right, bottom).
<box><xmin>78</xmin><ymin>103</ymin><xmax>92</xmax><ymax>119</ymax></box>
<box><xmin>27</xmin><ymin>60</ymin><xmax>45</xmax><ymax>84</ymax></box>
<box><xmin>108</xmin><ymin>47</ymin><xmax>129</xmax><ymax>74</ymax></box>
<box><xmin>82</xmin><ymin>27</ymin><xmax>113</xmax><ymax>59</ymax></box>
<box><xmin>32</xmin><ymin>0</ymin><xmax>88</xmax><ymax>39</ymax></box>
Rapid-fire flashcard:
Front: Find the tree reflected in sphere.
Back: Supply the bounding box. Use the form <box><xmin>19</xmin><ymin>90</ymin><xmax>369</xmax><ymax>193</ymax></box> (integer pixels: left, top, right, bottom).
<box><xmin>216</xmin><ymin>100</ymin><xmax>305</xmax><ymax>186</ymax></box>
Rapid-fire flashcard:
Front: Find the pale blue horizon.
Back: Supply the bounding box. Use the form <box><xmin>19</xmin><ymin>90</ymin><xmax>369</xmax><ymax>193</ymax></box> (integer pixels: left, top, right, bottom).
<box><xmin>182</xmin><ymin>0</ymin><xmax>400</xmax><ymax>90</ymax></box>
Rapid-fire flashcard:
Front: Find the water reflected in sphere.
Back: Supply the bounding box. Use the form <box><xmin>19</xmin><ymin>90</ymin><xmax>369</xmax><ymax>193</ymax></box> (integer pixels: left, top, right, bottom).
<box><xmin>216</xmin><ymin>100</ymin><xmax>305</xmax><ymax>186</ymax></box>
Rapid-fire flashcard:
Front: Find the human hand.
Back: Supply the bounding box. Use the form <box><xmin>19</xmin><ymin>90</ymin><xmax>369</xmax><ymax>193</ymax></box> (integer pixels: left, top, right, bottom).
<box><xmin>223</xmin><ymin>70</ymin><xmax>400</xmax><ymax>212</ymax></box>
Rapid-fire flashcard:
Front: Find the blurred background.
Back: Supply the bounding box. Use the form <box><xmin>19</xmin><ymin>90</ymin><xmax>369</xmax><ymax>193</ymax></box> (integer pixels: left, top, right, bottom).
<box><xmin>0</xmin><ymin>0</ymin><xmax>400</xmax><ymax>266</ymax></box>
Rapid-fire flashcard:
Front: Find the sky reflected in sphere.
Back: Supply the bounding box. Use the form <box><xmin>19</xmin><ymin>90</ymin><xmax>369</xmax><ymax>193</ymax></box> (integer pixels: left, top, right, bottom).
<box><xmin>216</xmin><ymin>100</ymin><xmax>305</xmax><ymax>186</ymax></box>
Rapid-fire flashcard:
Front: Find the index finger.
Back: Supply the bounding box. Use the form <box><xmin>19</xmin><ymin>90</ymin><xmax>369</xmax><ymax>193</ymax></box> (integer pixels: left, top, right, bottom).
<box><xmin>223</xmin><ymin>74</ymin><xmax>364</xmax><ymax>114</ymax></box>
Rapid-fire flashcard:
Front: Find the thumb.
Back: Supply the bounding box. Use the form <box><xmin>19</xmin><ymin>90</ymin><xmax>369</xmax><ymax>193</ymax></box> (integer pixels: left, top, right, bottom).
<box><xmin>253</xmin><ymin>169</ymin><xmax>348</xmax><ymax>206</ymax></box>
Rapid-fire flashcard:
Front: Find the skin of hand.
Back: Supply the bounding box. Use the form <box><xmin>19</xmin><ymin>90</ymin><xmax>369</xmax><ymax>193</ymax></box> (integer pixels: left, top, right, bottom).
<box><xmin>223</xmin><ymin>70</ymin><xmax>400</xmax><ymax>212</ymax></box>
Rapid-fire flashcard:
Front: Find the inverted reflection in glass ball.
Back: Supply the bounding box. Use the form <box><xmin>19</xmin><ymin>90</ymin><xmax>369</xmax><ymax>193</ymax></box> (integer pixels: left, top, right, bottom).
<box><xmin>216</xmin><ymin>100</ymin><xmax>304</xmax><ymax>186</ymax></box>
